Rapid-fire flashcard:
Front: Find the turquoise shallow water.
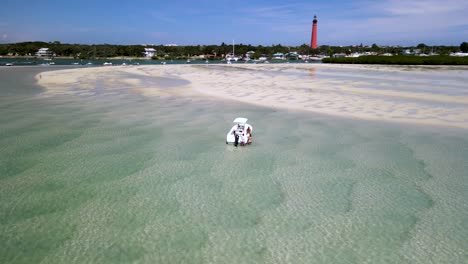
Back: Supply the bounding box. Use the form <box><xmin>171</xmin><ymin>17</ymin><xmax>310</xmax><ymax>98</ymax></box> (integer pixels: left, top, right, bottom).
<box><xmin>0</xmin><ymin>67</ymin><xmax>467</xmax><ymax>263</ymax></box>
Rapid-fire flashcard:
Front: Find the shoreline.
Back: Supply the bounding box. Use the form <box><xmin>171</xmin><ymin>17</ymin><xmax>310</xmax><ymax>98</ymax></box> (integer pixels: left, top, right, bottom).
<box><xmin>36</xmin><ymin>64</ymin><xmax>468</xmax><ymax>129</ymax></box>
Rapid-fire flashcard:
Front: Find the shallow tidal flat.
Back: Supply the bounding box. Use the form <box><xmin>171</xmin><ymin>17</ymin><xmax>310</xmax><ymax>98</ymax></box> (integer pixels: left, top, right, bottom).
<box><xmin>1</xmin><ymin>65</ymin><xmax>467</xmax><ymax>263</ymax></box>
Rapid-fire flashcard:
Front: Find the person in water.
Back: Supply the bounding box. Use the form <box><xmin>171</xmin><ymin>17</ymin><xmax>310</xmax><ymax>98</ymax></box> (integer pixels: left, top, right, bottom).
<box><xmin>234</xmin><ymin>134</ymin><xmax>240</xmax><ymax>147</ymax></box>
<box><xmin>234</xmin><ymin>129</ymin><xmax>240</xmax><ymax>147</ymax></box>
<box><xmin>240</xmin><ymin>133</ymin><xmax>247</xmax><ymax>146</ymax></box>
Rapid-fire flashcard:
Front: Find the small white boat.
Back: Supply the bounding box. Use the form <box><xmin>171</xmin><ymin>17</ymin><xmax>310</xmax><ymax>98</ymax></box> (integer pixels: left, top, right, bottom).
<box><xmin>5</xmin><ymin>63</ymin><xmax>13</xmax><ymax>66</ymax></box>
<box><xmin>103</xmin><ymin>62</ymin><xmax>112</xmax><ymax>66</ymax></box>
<box><xmin>226</xmin><ymin>117</ymin><xmax>253</xmax><ymax>146</ymax></box>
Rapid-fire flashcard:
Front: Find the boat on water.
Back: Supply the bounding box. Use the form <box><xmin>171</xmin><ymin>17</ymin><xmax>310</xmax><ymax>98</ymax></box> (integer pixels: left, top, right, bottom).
<box><xmin>226</xmin><ymin>117</ymin><xmax>253</xmax><ymax>146</ymax></box>
<box><xmin>103</xmin><ymin>62</ymin><xmax>112</xmax><ymax>66</ymax></box>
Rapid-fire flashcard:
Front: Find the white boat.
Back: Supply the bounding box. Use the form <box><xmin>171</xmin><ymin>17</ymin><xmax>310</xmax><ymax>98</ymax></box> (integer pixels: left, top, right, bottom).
<box><xmin>226</xmin><ymin>117</ymin><xmax>253</xmax><ymax>146</ymax></box>
<box><xmin>5</xmin><ymin>63</ymin><xmax>13</xmax><ymax>66</ymax></box>
<box><xmin>103</xmin><ymin>62</ymin><xmax>112</xmax><ymax>66</ymax></box>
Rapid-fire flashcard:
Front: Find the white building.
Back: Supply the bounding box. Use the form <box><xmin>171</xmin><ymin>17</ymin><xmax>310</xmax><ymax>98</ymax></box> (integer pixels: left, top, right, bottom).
<box><xmin>245</xmin><ymin>51</ymin><xmax>255</xmax><ymax>58</ymax></box>
<box><xmin>144</xmin><ymin>48</ymin><xmax>156</xmax><ymax>58</ymax></box>
<box><xmin>333</xmin><ymin>53</ymin><xmax>346</xmax><ymax>58</ymax></box>
<box><xmin>35</xmin><ymin>48</ymin><xmax>52</xmax><ymax>57</ymax></box>
<box><xmin>450</xmin><ymin>52</ymin><xmax>468</xmax><ymax>57</ymax></box>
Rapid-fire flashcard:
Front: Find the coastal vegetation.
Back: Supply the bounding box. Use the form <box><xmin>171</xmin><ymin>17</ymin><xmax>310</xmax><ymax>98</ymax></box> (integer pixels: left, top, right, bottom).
<box><xmin>461</xmin><ymin>42</ymin><xmax>468</xmax><ymax>52</ymax></box>
<box><xmin>322</xmin><ymin>55</ymin><xmax>468</xmax><ymax>65</ymax></box>
<box><xmin>0</xmin><ymin>41</ymin><xmax>465</xmax><ymax>60</ymax></box>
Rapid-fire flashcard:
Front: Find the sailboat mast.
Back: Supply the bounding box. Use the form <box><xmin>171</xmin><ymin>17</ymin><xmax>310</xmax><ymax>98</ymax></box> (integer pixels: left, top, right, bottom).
<box><xmin>232</xmin><ymin>40</ymin><xmax>235</xmax><ymax>56</ymax></box>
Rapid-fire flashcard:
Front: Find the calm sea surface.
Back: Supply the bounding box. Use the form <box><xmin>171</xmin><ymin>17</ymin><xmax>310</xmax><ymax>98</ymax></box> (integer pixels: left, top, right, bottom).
<box><xmin>0</xmin><ymin>66</ymin><xmax>467</xmax><ymax>263</ymax></box>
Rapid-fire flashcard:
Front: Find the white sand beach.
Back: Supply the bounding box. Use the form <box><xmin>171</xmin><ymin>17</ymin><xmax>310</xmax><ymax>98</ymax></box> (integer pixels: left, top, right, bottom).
<box><xmin>37</xmin><ymin>64</ymin><xmax>468</xmax><ymax>129</ymax></box>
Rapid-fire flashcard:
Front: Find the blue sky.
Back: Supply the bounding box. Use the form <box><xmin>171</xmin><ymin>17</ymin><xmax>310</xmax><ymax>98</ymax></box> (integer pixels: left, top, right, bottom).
<box><xmin>1</xmin><ymin>0</ymin><xmax>467</xmax><ymax>46</ymax></box>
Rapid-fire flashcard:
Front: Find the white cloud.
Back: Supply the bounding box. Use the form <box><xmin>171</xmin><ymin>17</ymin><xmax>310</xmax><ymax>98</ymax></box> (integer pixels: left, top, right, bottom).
<box><xmin>320</xmin><ymin>0</ymin><xmax>468</xmax><ymax>44</ymax></box>
<box><xmin>376</xmin><ymin>0</ymin><xmax>468</xmax><ymax>15</ymax></box>
<box><xmin>241</xmin><ymin>0</ymin><xmax>468</xmax><ymax>45</ymax></box>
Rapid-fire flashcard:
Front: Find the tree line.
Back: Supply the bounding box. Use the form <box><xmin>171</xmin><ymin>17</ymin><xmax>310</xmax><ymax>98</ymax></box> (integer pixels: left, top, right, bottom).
<box><xmin>0</xmin><ymin>41</ymin><xmax>466</xmax><ymax>59</ymax></box>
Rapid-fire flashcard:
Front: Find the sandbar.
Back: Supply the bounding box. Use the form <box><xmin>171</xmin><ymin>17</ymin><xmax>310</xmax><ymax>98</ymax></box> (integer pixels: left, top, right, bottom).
<box><xmin>37</xmin><ymin>64</ymin><xmax>468</xmax><ymax>129</ymax></box>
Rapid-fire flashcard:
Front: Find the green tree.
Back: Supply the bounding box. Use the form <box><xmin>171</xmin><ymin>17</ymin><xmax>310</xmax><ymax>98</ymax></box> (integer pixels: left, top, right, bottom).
<box><xmin>416</xmin><ymin>43</ymin><xmax>427</xmax><ymax>49</ymax></box>
<box><xmin>460</xmin><ymin>42</ymin><xmax>468</xmax><ymax>52</ymax></box>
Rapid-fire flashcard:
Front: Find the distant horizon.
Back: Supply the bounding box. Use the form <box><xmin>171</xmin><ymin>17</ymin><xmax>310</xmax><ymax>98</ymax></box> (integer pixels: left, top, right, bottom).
<box><xmin>1</xmin><ymin>40</ymin><xmax>465</xmax><ymax>48</ymax></box>
<box><xmin>1</xmin><ymin>0</ymin><xmax>467</xmax><ymax>46</ymax></box>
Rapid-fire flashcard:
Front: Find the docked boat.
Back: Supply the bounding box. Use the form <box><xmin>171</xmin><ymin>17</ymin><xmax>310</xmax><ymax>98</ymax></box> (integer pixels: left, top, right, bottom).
<box><xmin>226</xmin><ymin>117</ymin><xmax>253</xmax><ymax>146</ymax></box>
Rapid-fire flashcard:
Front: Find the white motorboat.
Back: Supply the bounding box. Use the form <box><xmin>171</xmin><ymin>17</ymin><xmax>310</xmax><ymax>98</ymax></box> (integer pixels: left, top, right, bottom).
<box><xmin>226</xmin><ymin>117</ymin><xmax>253</xmax><ymax>146</ymax></box>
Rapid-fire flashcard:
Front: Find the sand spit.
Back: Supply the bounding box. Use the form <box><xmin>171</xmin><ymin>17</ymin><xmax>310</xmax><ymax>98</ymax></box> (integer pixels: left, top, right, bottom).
<box><xmin>37</xmin><ymin>64</ymin><xmax>468</xmax><ymax>129</ymax></box>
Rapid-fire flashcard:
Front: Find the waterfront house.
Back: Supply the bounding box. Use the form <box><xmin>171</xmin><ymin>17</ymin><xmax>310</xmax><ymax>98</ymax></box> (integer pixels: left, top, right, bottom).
<box><xmin>144</xmin><ymin>48</ymin><xmax>156</xmax><ymax>58</ymax></box>
<box><xmin>245</xmin><ymin>51</ymin><xmax>255</xmax><ymax>58</ymax></box>
<box><xmin>35</xmin><ymin>48</ymin><xmax>52</xmax><ymax>57</ymax></box>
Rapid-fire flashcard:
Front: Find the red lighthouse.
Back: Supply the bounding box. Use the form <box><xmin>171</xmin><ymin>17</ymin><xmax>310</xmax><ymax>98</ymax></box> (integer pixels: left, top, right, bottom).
<box><xmin>311</xmin><ymin>15</ymin><xmax>318</xmax><ymax>49</ymax></box>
